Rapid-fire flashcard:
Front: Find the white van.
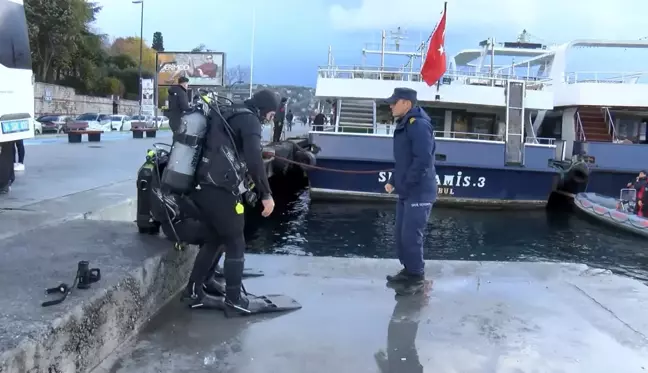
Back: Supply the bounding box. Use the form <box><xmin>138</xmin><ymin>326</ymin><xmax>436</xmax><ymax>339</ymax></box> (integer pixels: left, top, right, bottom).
<box><xmin>0</xmin><ymin>0</ymin><xmax>34</xmax><ymax>143</ymax></box>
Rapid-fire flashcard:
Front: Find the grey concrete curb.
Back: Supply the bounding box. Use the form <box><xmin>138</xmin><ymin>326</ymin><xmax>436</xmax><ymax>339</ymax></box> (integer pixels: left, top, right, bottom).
<box><xmin>0</xmin><ymin>244</ymin><xmax>198</xmax><ymax>373</ymax></box>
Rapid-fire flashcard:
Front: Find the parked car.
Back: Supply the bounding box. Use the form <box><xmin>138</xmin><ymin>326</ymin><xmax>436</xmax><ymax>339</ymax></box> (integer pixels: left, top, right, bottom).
<box><xmin>33</xmin><ymin>119</ymin><xmax>42</xmax><ymax>135</ymax></box>
<box><xmin>130</xmin><ymin>115</ymin><xmax>155</xmax><ymax>129</ymax></box>
<box><xmin>35</xmin><ymin>115</ymin><xmax>73</xmax><ymax>134</ymax></box>
<box><xmin>154</xmin><ymin>116</ymin><xmax>169</xmax><ymax>129</ymax></box>
<box><xmin>64</xmin><ymin>113</ymin><xmax>112</xmax><ymax>132</ymax></box>
<box><xmin>110</xmin><ymin>115</ymin><xmax>132</xmax><ymax>131</ymax></box>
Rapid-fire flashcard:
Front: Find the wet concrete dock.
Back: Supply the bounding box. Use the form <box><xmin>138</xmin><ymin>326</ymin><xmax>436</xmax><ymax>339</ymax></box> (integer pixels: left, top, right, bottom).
<box><xmin>3</xmin><ymin>126</ymin><xmax>648</xmax><ymax>373</ymax></box>
<box><xmin>95</xmin><ymin>256</ymin><xmax>648</xmax><ymax>373</ymax></box>
<box><xmin>0</xmin><ymin>126</ymin><xmax>310</xmax><ymax>372</ymax></box>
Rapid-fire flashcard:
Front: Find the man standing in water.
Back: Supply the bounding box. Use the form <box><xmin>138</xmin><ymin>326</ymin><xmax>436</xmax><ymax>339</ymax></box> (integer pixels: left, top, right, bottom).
<box><xmin>383</xmin><ymin>88</ymin><xmax>437</xmax><ymax>295</ymax></box>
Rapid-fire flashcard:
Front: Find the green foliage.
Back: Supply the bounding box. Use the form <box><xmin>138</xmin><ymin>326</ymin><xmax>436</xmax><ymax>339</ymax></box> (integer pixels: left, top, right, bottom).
<box><xmin>24</xmin><ymin>0</ymin><xmax>156</xmax><ymax>101</ymax></box>
<box><xmin>158</xmin><ymin>87</ymin><xmax>169</xmax><ymax>108</ymax></box>
<box><xmin>152</xmin><ymin>32</ymin><xmax>164</xmax><ymax>52</ymax></box>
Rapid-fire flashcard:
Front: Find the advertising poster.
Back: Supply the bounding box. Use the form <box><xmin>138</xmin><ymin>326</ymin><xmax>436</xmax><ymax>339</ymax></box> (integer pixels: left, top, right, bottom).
<box><xmin>141</xmin><ymin>78</ymin><xmax>155</xmax><ymax>115</ymax></box>
<box><xmin>157</xmin><ymin>52</ymin><xmax>225</xmax><ymax>87</ymax></box>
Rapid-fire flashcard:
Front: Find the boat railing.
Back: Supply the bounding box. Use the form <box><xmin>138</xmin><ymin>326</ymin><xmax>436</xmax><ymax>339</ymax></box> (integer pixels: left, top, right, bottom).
<box><xmin>619</xmin><ymin>188</ymin><xmax>637</xmax><ymax>213</ymax></box>
<box><xmin>433</xmin><ymin>131</ymin><xmax>502</xmax><ymax>142</ymax></box>
<box><xmin>525</xmin><ymin>137</ymin><xmax>556</xmax><ymax>146</ymax></box>
<box><xmin>575</xmin><ymin>111</ymin><xmax>586</xmax><ymax>141</ymax></box>
<box><xmin>563</xmin><ymin>71</ymin><xmax>647</xmax><ymax>84</ymax></box>
<box><xmin>602</xmin><ymin>107</ymin><xmax>617</xmax><ymax>141</ymax></box>
<box><xmin>311</xmin><ymin>125</ymin><xmax>556</xmax><ymax>146</ymax></box>
<box><xmin>317</xmin><ymin>66</ymin><xmax>550</xmax><ymax>88</ymax></box>
<box><xmin>311</xmin><ymin>124</ymin><xmax>501</xmax><ymax>141</ymax></box>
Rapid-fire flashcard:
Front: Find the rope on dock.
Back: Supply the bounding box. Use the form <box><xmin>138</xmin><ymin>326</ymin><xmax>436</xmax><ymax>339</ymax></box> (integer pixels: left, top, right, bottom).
<box><xmin>272</xmin><ymin>155</ymin><xmax>394</xmax><ymax>174</ymax></box>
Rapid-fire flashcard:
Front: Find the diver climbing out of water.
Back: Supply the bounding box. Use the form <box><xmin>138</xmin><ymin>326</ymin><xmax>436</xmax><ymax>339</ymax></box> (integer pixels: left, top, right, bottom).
<box><xmin>383</xmin><ymin>88</ymin><xmax>436</xmax><ymax>296</ymax></box>
<box><xmin>637</xmin><ymin>181</ymin><xmax>648</xmax><ymax>218</ymax></box>
<box><xmin>184</xmin><ymin>89</ymin><xmax>279</xmax><ymax>314</ymax></box>
<box><xmin>626</xmin><ymin>170</ymin><xmax>647</xmax><ymax>190</ymax></box>
<box><xmin>625</xmin><ymin>170</ymin><xmax>647</xmax><ymax>215</ymax></box>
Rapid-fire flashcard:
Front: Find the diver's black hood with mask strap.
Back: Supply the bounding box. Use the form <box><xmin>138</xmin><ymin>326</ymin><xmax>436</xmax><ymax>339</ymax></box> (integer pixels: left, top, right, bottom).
<box><xmin>244</xmin><ymin>89</ymin><xmax>280</xmax><ymax>120</ymax></box>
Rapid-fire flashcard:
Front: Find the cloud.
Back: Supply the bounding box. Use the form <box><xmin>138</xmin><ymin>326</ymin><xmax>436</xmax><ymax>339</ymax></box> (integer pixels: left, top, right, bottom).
<box><xmin>329</xmin><ymin>0</ymin><xmax>648</xmax><ymax>40</ymax></box>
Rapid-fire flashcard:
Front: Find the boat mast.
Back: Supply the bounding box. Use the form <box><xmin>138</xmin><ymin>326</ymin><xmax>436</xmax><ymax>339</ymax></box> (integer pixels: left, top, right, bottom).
<box><xmin>490</xmin><ymin>37</ymin><xmax>495</xmax><ymax>85</ymax></box>
<box><xmin>380</xmin><ymin>30</ymin><xmax>386</xmax><ymax>70</ymax></box>
<box><xmin>364</xmin><ymin>27</ymin><xmax>418</xmax><ymax>59</ymax></box>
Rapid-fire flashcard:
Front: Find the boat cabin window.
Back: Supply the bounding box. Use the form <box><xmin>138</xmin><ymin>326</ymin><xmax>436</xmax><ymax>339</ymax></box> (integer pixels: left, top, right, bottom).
<box><xmin>420</xmin><ymin>107</ymin><xmax>444</xmax><ymax>132</ymax></box>
<box><xmin>537</xmin><ymin>114</ymin><xmax>562</xmax><ymax>140</ymax></box>
<box><xmin>451</xmin><ymin>111</ymin><xmax>497</xmax><ymax>140</ymax></box>
<box><xmin>616</xmin><ymin>117</ymin><xmax>643</xmax><ymax>143</ymax></box>
<box><xmin>376</xmin><ymin>104</ymin><xmax>394</xmax><ymax>124</ymax></box>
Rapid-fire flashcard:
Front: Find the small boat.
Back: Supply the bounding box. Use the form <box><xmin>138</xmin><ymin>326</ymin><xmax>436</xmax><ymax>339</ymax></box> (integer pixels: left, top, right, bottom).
<box><xmin>573</xmin><ymin>190</ymin><xmax>648</xmax><ymax>237</ymax></box>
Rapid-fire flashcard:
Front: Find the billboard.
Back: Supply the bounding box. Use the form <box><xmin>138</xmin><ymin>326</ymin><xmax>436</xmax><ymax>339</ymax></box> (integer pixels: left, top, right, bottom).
<box><xmin>157</xmin><ymin>52</ymin><xmax>225</xmax><ymax>87</ymax></box>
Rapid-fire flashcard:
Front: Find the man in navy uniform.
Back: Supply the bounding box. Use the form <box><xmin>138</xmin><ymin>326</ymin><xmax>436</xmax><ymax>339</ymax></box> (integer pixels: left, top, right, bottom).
<box><xmin>383</xmin><ymin>87</ymin><xmax>437</xmax><ymax>295</ymax></box>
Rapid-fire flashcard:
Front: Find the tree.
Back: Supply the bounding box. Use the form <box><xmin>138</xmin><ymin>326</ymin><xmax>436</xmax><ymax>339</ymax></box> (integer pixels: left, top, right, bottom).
<box><xmin>224</xmin><ymin>65</ymin><xmax>250</xmax><ymax>86</ymax></box>
<box><xmin>158</xmin><ymin>87</ymin><xmax>168</xmax><ymax>107</ymax></box>
<box><xmin>110</xmin><ymin>37</ymin><xmax>157</xmax><ymax>71</ymax></box>
<box><xmin>191</xmin><ymin>44</ymin><xmax>206</xmax><ymax>52</ymax></box>
<box><xmin>152</xmin><ymin>31</ymin><xmax>164</xmax><ymax>52</ymax></box>
<box><xmin>25</xmin><ymin>0</ymin><xmax>101</xmax><ymax>82</ymax></box>
<box><xmin>25</xmin><ymin>1</ymin><xmax>160</xmax><ymax>102</ymax></box>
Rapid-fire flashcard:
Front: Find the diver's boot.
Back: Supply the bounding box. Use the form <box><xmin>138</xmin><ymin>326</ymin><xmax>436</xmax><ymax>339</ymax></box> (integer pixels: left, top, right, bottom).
<box><xmin>181</xmin><ymin>281</ymin><xmax>205</xmax><ymax>306</ymax></box>
<box><xmin>222</xmin><ymin>284</ymin><xmax>267</xmax><ymax>317</ymax></box>
<box><xmin>183</xmin><ymin>281</ymin><xmax>228</xmax><ymax>310</ymax></box>
<box><xmin>203</xmin><ymin>274</ymin><xmax>225</xmax><ymax>297</ymax></box>
<box><xmin>223</xmin><ymin>293</ymin><xmax>252</xmax><ymax>317</ymax></box>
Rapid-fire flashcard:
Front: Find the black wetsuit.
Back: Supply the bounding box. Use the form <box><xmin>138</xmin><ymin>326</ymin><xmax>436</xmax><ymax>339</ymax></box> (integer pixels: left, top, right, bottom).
<box><xmin>187</xmin><ymin>101</ymin><xmax>272</xmax><ymax>304</ymax></box>
<box><xmin>167</xmin><ymin>85</ymin><xmax>191</xmax><ymax>132</ymax></box>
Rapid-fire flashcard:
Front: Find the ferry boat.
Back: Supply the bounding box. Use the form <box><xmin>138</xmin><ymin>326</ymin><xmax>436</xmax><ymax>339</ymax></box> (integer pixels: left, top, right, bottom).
<box><xmin>306</xmin><ymin>29</ymin><xmax>648</xmax><ymax>206</ymax></box>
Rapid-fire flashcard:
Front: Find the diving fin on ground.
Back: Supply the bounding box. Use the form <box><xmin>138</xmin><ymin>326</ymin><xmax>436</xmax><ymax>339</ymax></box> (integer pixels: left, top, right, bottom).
<box><xmin>190</xmin><ymin>293</ymin><xmax>302</xmax><ymax>317</ymax></box>
<box><xmin>212</xmin><ymin>266</ymin><xmax>265</xmax><ymax>278</ymax></box>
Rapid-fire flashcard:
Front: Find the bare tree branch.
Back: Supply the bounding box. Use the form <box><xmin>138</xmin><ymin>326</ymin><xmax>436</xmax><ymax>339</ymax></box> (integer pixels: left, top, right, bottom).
<box><xmin>224</xmin><ymin>65</ymin><xmax>250</xmax><ymax>86</ymax></box>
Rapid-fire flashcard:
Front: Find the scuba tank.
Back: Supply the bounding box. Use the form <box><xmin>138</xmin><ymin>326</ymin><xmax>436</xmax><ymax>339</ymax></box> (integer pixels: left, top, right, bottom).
<box><xmin>160</xmin><ymin>111</ymin><xmax>208</xmax><ymax>194</ymax></box>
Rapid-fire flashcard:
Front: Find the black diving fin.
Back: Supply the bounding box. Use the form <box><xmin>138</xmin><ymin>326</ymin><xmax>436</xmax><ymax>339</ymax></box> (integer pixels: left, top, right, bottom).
<box><xmin>190</xmin><ymin>293</ymin><xmax>302</xmax><ymax>317</ymax></box>
<box><xmin>212</xmin><ymin>265</ymin><xmax>264</xmax><ymax>279</ymax></box>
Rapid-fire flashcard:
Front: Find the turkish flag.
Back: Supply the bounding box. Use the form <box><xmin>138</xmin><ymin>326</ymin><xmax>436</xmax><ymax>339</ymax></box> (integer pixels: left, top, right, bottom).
<box><xmin>421</xmin><ymin>7</ymin><xmax>447</xmax><ymax>86</ymax></box>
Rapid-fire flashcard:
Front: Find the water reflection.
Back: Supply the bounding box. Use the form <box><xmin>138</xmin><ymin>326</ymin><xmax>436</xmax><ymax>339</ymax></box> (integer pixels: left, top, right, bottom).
<box><xmin>245</xmin><ymin>190</ymin><xmax>648</xmax><ymax>283</ymax></box>
<box><xmin>374</xmin><ymin>289</ymin><xmax>430</xmax><ymax>373</ymax></box>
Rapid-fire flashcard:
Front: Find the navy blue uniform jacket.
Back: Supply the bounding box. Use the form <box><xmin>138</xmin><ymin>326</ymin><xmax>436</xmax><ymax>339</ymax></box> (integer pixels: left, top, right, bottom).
<box><xmin>388</xmin><ymin>107</ymin><xmax>437</xmax><ymax>201</ymax></box>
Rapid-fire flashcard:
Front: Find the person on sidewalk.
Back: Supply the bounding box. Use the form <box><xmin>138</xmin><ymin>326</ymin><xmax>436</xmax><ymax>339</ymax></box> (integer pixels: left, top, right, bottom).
<box><xmin>272</xmin><ymin>97</ymin><xmax>287</xmax><ymax>142</ymax></box>
<box><xmin>383</xmin><ymin>88</ymin><xmax>437</xmax><ymax>295</ymax></box>
<box><xmin>286</xmin><ymin>110</ymin><xmax>294</xmax><ymax>132</ymax></box>
<box><xmin>0</xmin><ymin>141</ymin><xmax>15</xmax><ymax>194</ymax></box>
<box><xmin>14</xmin><ymin>139</ymin><xmax>25</xmax><ymax>171</ymax></box>
<box><xmin>167</xmin><ymin>77</ymin><xmax>191</xmax><ymax>132</ymax></box>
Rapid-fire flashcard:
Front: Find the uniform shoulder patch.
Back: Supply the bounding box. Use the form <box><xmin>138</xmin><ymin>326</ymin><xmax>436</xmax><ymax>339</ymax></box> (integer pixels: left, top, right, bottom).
<box><xmin>408</xmin><ymin>117</ymin><xmax>416</xmax><ymax>124</ymax></box>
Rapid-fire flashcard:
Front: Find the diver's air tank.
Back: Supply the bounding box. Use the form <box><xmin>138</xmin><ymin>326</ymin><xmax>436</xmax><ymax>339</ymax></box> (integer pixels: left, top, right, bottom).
<box><xmin>161</xmin><ymin>111</ymin><xmax>208</xmax><ymax>194</ymax></box>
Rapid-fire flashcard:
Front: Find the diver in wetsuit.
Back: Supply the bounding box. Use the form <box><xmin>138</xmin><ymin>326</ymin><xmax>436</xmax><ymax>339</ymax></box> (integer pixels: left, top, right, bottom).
<box><xmin>627</xmin><ymin>170</ymin><xmax>647</xmax><ymax>190</ymax></box>
<box><xmin>185</xmin><ymin>89</ymin><xmax>277</xmax><ymax>313</ymax></box>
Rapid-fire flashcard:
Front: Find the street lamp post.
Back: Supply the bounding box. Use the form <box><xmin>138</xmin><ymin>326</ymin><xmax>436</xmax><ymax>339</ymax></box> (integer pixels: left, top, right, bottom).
<box><xmin>249</xmin><ymin>6</ymin><xmax>256</xmax><ymax>98</ymax></box>
<box><xmin>133</xmin><ymin>0</ymin><xmax>144</xmax><ymax>116</ymax></box>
